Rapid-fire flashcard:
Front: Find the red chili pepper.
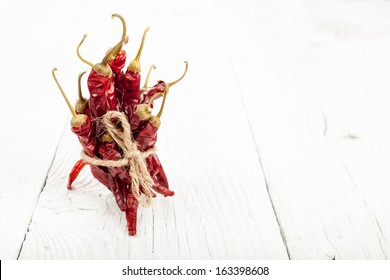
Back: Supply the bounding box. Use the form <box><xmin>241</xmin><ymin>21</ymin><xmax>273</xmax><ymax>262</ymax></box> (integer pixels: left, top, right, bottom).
<box><xmin>126</xmin><ymin>193</ymin><xmax>139</xmax><ymax>236</ymax></box>
<box><xmin>148</xmin><ymin>154</ymin><xmax>170</xmax><ymax>195</ymax></box>
<box><xmin>140</xmin><ymin>80</ymin><xmax>166</xmax><ymax>106</ymax></box>
<box><xmin>67</xmin><ymin>159</ymin><xmax>88</xmax><ymax>190</ymax></box>
<box><xmin>115</xmin><ymin>27</ymin><xmax>150</xmax><ymax>133</ymax></box>
<box><xmin>135</xmin><ymin>116</ymin><xmax>174</xmax><ymax>197</ymax></box>
<box><xmin>76</xmin><ymin>36</ymin><xmax>128</xmax><ymax>204</ymax></box>
<box><xmin>76</xmin><ymin>34</ymin><xmax>126</xmax><ymax>158</ymax></box>
<box><xmin>119</xmin><ymin>57</ymin><xmax>187</xmax><ymax>232</ymax></box>
<box><xmin>52</xmin><ymin>68</ymin><xmax>99</xmax><ymax>189</ymax></box>
<box><xmin>108</xmin><ymin>14</ymin><xmax>128</xmax><ymax>109</ymax></box>
<box><xmin>108</xmin><ymin>14</ymin><xmax>128</xmax><ymax>76</ymax></box>
<box><xmin>52</xmin><ymin>69</ymin><xmax>98</xmax><ymax>157</ymax></box>
<box><xmin>71</xmin><ymin>118</ymin><xmax>96</xmax><ymax>157</ymax></box>
<box><xmin>77</xmin><ymin>35</ymin><xmax>126</xmax><ymax>118</ymax></box>
<box><xmin>134</xmin><ymin>62</ymin><xmax>188</xmax><ymax>197</ymax></box>
<box><xmin>87</xmin><ymin>72</ymin><xmax>117</xmax><ymax>117</ymax></box>
<box><xmin>107</xmin><ymin>173</ymin><xmax>126</xmax><ymax>212</ymax></box>
<box><xmin>135</xmin><ymin>61</ymin><xmax>188</xmax><ymax>151</ymax></box>
<box><xmin>90</xmin><ymin>165</ymin><xmax>110</xmax><ymax>189</ymax></box>
<box><xmin>122</xmin><ymin>27</ymin><xmax>149</xmax><ymax>106</ymax></box>
<box><xmin>110</xmin><ymin>50</ymin><xmax>127</xmax><ymax>76</ymax></box>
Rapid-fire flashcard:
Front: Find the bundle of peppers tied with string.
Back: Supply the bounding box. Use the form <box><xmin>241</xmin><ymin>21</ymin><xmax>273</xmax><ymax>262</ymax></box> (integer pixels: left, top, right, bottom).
<box><xmin>52</xmin><ymin>14</ymin><xmax>188</xmax><ymax>236</ymax></box>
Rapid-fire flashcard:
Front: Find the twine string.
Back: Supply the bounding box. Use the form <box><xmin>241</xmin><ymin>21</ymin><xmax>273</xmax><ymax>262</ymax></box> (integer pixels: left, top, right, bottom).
<box><xmin>80</xmin><ymin>110</ymin><xmax>155</xmax><ymax>207</ymax></box>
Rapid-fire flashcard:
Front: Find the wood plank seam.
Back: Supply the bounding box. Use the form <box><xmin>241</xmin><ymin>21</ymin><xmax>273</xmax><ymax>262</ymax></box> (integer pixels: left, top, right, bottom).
<box><xmin>302</xmin><ymin>52</ymin><xmax>389</xmax><ymax>259</ymax></box>
<box><xmin>326</xmin><ymin>139</ymin><xmax>388</xmax><ymax>259</ymax></box>
<box><xmin>16</xmin><ymin>126</ymin><xmax>67</xmax><ymax>259</ymax></box>
<box><xmin>210</xmin><ymin>3</ymin><xmax>292</xmax><ymax>257</ymax></box>
<box><xmin>214</xmin><ymin>21</ymin><xmax>292</xmax><ymax>259</ymax></box>
<box><xmin>234</xmin><ymin>103</ymin><xmax>292</xmax><ymax>260</ymax></box>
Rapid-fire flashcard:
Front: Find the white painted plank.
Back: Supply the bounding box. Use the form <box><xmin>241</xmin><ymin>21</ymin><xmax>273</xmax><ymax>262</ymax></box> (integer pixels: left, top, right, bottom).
<box><xmin>216</xmin><ymin>0</ymin><xmax>390</xmax><ymax>259</ymax></box>
<box><xmin>0</xmin><ymin>0</ymin><xmax>76</xmax><ymax>259</ymax></box>
<box><xmin>16</xmin><ymin>0</ymin><xmax>288</xmax><ymax>259</ymax></box>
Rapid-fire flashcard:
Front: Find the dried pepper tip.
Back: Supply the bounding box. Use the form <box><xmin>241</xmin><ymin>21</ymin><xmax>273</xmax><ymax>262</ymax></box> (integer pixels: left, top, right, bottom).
<box><xmin>109</xmin><ymin>14</ymin><xmax>128</xmax><ymax>59</ymax></box>
<box><xmin>76</xmin><ymin>35</ymin><xmax>94</xmax><ymax>68</ymax></box>
<box><xmin>75</xmin><ymin>71</ymin><xmax>88</xmax><ymax>113</ymax></box>
<box><xmin>141</xmin><ymin>64</ymin><xmax>157</xmax><ymax>93</ymax></box>
<box><xmin>128</xmin><ymin>27</ymin><xmax>150</xmax><ymax>73</ymax></box>
<box><xmin>52</xmin><ymin>68</ymin><xmax>77</xmax><ymax>118</ymax></box>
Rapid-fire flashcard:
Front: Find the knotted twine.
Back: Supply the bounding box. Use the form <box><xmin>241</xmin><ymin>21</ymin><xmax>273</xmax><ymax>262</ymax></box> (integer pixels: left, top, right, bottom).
<box><xmin>80</xmin><ymin>110</ymin><xmax>155</xmax><ymax>207</ymax></box>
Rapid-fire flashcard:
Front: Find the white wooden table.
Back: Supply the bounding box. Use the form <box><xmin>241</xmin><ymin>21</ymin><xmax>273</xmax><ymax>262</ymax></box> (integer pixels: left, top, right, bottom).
<box><xmin>1</xmin><ymin>0</ymin><xmax>390</xmax><ymax>260</ymax></box>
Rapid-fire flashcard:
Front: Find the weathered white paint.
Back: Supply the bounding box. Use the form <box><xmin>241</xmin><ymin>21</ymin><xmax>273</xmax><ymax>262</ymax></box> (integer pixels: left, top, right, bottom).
<box><xmin>216</xmin><ymin>0</ymin><xmax>390</xmax><ymax>259</ymax></box>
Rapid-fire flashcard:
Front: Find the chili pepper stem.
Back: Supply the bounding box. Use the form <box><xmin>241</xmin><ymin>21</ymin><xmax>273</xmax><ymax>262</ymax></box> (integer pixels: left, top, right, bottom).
<box><xmin>141</xmin><ymin>64</ymin><xmax>156</xmax><ymax>92</ymax></box>
<box><xmin>77</xmin><ymin>35</ymin><xmax>94</xmax><ymax>68</ymax></box>
<box><xmin>75</xmin><ymin>71</ymin><xmax>88</xmax><ymax>113</ymax></box>
<box><xmin>155</xmin><ymin>61</ymin><xmax>188</xmax><ymax>119</ymax></box>
<box><xmin>157</xmin><ymin>88</ymin><xmax>168</xmax><ymax>118</ymax></box>
<box><xmin>111</xmin><ymin>14</ymin><xmax>127</xmax><ymax>57</ymax></box>
<box><xmin>167</xmin><ymin>61</ymin><xmax>188</xmax><ymax>87</ymax></box>
<box><xmin>128</xmin><ymin>27</ymin><xmax>149</xmax><ymax>72</ymax></box>
<box><xmin>85</xmin><ymin>36</ymin><xmax>127</xmax><ymax>77</ymax></box>
<box><xmin>52</xmin><ymin>68</ymin><xmax>77</xmax><ymax>118</ymax></box>
<box><xmin>78</xmin><ymin>71</ymin><xmax>87</xmax><ymax>101</ymax></box>
<box><xmin>102</xmin><ymin>36</ymin><xmax>127</xmax><ymax>65</ymax></box>
<box><xmin>148</xmin><ymin>61</ymin><xmax>188</xmax><ymax>107</ymax></box>
<box><xmin>112</xmin><ymin>14</ymin><xmax>127</xmax><ymax>41</ymax></box>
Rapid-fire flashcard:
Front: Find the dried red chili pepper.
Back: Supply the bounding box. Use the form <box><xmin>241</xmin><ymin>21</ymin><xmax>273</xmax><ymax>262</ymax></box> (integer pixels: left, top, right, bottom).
<box><xmin>55</xmin><ymin>37</ymin><xmax>125</xmax><ymax>194</ymax></box>
<box><xmin>52</xmin><ymin>69</ymin><xmax>96</xmax><ymax>158</ymax></box>
<box><xmin>77</xmin><ymin>35</ymin><xmax>126</xmax><ymax>157</ymax></box>
<box><xmin>74</xmin><ymin>71</ymin><xmax>110</xmax><ymax>191</ymax></box>
<box><xmin>107</xmin><ymin>14</ymin><xmax>128</xmax><ymax>76</ymax></box>
<box><xmin>76</xmin><ymin>25</ymin><xmax>149</xmax><ymax>217</ymax></box>
<box><xmin>67</xmin><ymin>159</ymin><xmax>88</xmax><ymax>190</ymax></box>
<box><xmin>74</xmin><ymin>71</ymin><xmax>89</xmax><ymax>115</ymax></box>
<box><xmin>140</xmin><ymin>80</ymin><xmax>165</xmax><ymax>106</ymax></box>
<box><xmin>52</xmin><ymin>68</ymin><xmax>98</xmax><ymax>189</ymax></box>
<box><xmin>77</xmin><ymin>35</ymin><xmax>126</xmax><ymax>118</ymax></box>
<box><xmin>122</xmin><ymin>27</ymin><xmax>149</xmax><ymax>106</ymax></box>
<box><xmin>53</xmin><ymin>17</ymin><xmax>126</xmax><ymax>196</ymax></box>
<box><xmin>134</xmin><ymin>61</ymin><xmax>188</xmax><ymax>197</ymax></box>
<box><xmin>115</xmin><ymin>27</ymin><xmax>150</xmax><ymax>132</ymax></box>
<box><xmin>76</xmin><ymin>36</ymin><xmax>128</xmax><ymax>208</ymax></box>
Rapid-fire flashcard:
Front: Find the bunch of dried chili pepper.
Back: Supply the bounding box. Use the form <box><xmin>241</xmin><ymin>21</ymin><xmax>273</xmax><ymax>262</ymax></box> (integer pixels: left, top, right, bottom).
<box><xmin>52</xmin><ymin>14</ymin><xmax>187</xmax><ymax>236</ymax></box>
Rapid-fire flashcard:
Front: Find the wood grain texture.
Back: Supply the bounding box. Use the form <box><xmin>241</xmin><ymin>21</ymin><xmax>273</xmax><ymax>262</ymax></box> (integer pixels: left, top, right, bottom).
<box><xmin>2</xmin><ymin>0</ymin><xmax>390</xmax><ymax>260</ymax></box>
<box><xmin>216</xmin><ymin>0</ymin><xmax>390</xmax><ymax>259</ymax></box>
<box><xmin>0</xmin><ymin>0</ymin><xmax>73</xmax><ymax>259</ymax></box>
<box><xmin>16</xmin><ymin>0</ymin><xmax>288</xmax><ymax>259</ymax></box>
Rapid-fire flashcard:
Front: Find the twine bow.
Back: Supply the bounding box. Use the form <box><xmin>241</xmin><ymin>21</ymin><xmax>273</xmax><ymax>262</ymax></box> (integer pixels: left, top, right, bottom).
<box><xmin>80</xmin><ymin>110</ymin><xmax>155</xmax><ymax>207</ymax></box>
